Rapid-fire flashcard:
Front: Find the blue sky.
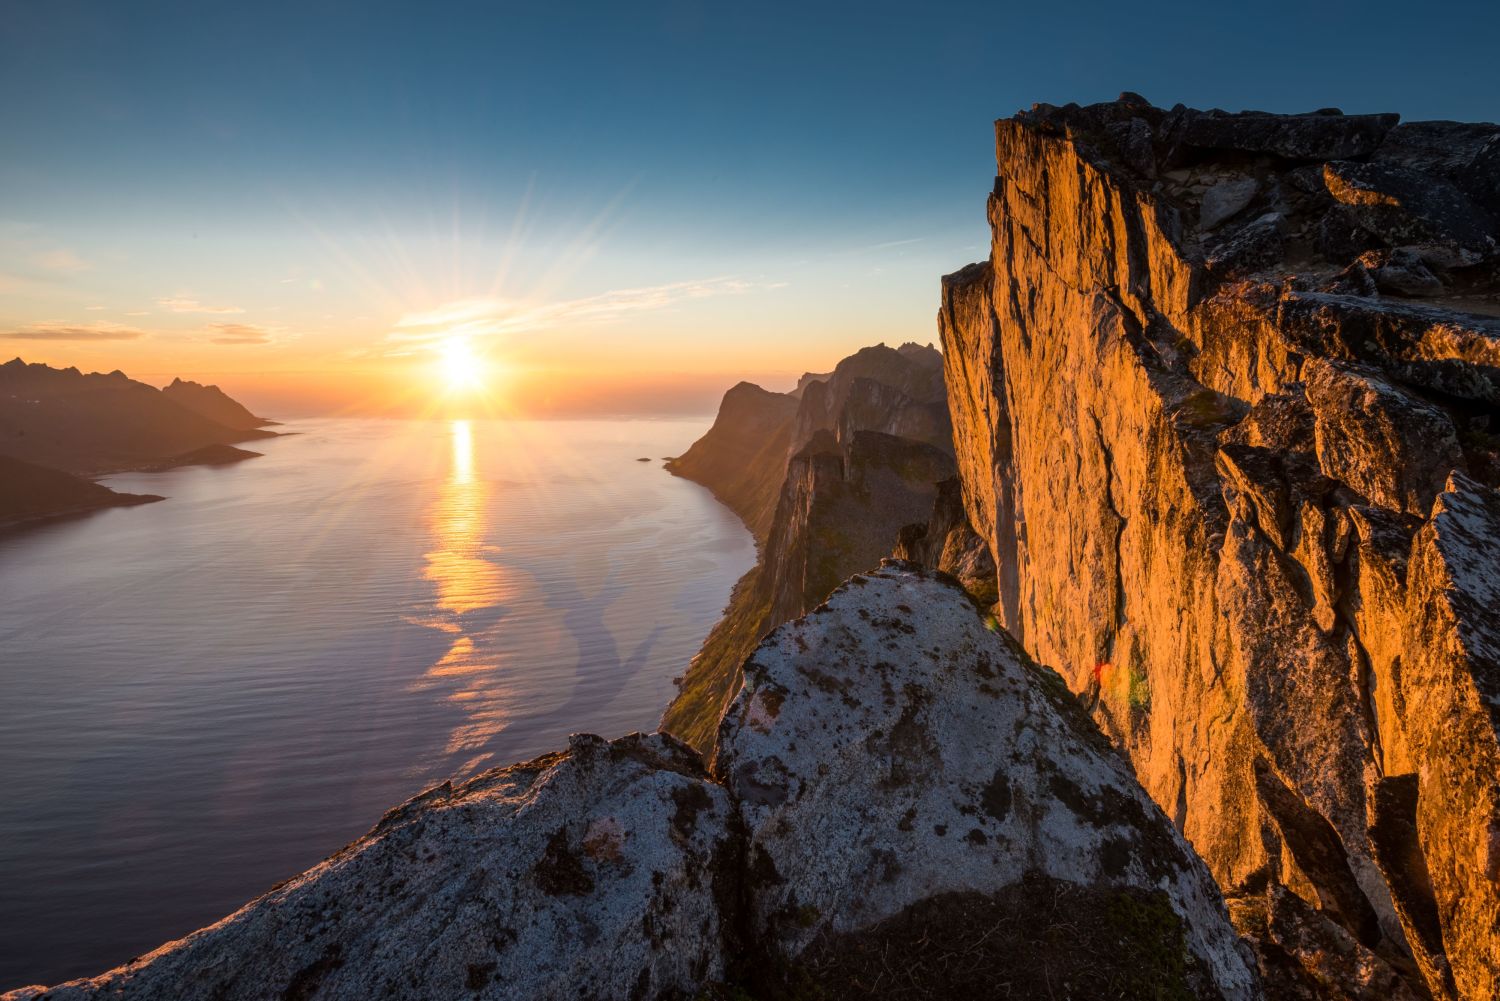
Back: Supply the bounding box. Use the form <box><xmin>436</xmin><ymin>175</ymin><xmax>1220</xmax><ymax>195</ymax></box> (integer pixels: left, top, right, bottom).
<box><xmin>1</xmin><ymin>0</ymin><xmax>1495</xmax><ymax>413</ymax></box>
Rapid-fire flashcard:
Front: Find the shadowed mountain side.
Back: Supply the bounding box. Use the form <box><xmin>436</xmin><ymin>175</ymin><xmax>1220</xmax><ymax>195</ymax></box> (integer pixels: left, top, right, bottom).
<box><xmin>0</xmin><ymin>454</ymin><xmax>161</xmax><ymax>526</ymax></box>
<box><xmin>161</xmin><ymin>378</ymin><xmax>275</xmax><ymax>430</ymax></box>
<box><xmin>0</xmin><ymin>359</ymin><xmax>276</xmax><ymax>475</ymax></box>
<box><xmin>664</xmin><ymin>382</ymin><xmax>799</xmax><ymax>543</ymax></box>
<box><xmin>787</xmin><ymin>341</ymin><xmax>949</xmax><ymax>456</ymax></box>
<box><xmin>138</xmin><ymin>444</ymin><xmax>263</xmax><ymax>472</ymax></box>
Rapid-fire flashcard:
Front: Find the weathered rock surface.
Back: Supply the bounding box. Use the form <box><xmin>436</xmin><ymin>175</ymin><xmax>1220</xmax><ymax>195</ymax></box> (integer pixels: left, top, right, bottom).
<box><xmin>714</xmin><ymin>562</ymin><xmax>1259</xmax><ymax>999</ymax></box>
<box><xmin>663</xmin><ymin>344</ymin><xmax>961</xmax><ymax>753</ymax></box>
<box><xmin>942</xmin><ymin>95</ymin><xmax>1500</xmax><ymax>998</ymax></box>
<box><xmin>4</xmin><ymin>733</ymin><xmax>737</xmax><ymax>1001</ymax></box>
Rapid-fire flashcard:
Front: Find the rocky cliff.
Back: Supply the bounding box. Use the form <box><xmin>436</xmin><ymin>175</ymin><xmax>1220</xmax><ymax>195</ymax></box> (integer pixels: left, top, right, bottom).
<box><xmin>661</xmin><ymin>345</ymin><xmax>960</xmax><ymax>752</ymax></box>
<box><xmin>5</xmin><ymin>566</ymin><xmax>1258</xmax><ymax>1001</ymax></box>
<box><xmin>940</xmin><ymin>95</ymin><xmax>1500</xmax><ymax>998</ymax></box>
<box><xmin>665</xmin><ymin>382</ymin><xmax>800</xmax><ymax>543</ymax></box>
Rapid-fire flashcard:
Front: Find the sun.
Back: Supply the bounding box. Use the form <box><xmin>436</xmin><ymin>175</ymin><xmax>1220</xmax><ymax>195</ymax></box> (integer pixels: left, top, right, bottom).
<box><xmin>437</xmin><ymin>337</ymin><xmax>485</xmax><ymax>393</ymax></box>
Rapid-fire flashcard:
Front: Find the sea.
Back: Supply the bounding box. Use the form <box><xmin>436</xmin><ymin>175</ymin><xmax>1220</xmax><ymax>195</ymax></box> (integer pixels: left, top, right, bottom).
<box><xmin>0</xmin><ymin>417</ymin><xmax>753</xmax><ymax>989</ymax></box>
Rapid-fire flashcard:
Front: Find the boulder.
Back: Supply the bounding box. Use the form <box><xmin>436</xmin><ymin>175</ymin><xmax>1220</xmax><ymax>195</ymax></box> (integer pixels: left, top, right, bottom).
<box><xmin>714</xmin><ymin>562</ymin><xmax>1260</xmax><ymax>1000</ymax></box>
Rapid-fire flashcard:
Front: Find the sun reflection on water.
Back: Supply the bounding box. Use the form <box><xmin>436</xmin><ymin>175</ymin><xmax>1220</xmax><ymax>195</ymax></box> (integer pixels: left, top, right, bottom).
<box><xmin>412</xmin><ymin>419</ymin><xmax>516</xmax><ymax>766</ymax></box>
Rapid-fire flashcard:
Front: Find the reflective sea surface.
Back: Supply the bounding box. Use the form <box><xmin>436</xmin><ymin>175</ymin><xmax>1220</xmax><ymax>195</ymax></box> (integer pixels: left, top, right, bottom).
<box><xmin>0</xmin><ymin>417</ymin><xmax>752</xmax><ymax>989</ymax></box>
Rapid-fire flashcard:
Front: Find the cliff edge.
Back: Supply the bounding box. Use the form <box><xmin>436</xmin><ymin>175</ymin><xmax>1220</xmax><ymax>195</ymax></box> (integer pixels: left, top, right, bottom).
<box><xmin>941</xmin><ymin>94</ymin><xmax>1500</xmax><ymax>998</ymax></box>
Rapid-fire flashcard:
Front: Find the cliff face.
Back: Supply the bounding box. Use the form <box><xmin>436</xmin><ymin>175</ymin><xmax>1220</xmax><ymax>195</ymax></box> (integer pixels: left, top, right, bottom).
<box><xmin>787</xmin><ymin>342</ymin><xmax>950</xmax><ymax>456</ymax></box>
<box><xmin>662</xmin><ymin>346</ymin><xmax>959</xmax><ymax>752</ymax></box>
<box><xmin>665</xmin><ymin>381</ymin><xmax>800</xmax><ymax>543</ymax></box>
<box><xmin>8</xmin><ymin>566</ymin><xmax>1257</xmax><ymax>1001</ymax></box>
<box><xmin>941</xmin><ymin>96</ymin><xmax>1500</xmax><ymax>998</ymax></box>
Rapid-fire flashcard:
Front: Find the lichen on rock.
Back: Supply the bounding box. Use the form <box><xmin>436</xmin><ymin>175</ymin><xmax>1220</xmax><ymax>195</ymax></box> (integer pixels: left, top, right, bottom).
<box><xmin>714</xmin><ymin>561</ymin><xmax>1259</xmax><ymax>1000</ymax></box>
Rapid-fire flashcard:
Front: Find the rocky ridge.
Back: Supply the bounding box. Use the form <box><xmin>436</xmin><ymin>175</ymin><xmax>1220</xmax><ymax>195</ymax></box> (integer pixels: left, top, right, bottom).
<box><xmin>939</xmin><ymin>95</ymin><xmax>1500</xmax><ymax>998</ymax></box>
<box><xmin>5</xmin><ymin>566</ymin><xmax>1257</xmax><ymax>1001</ymax></box>
<box><xmin>661</xmin><ymin>344</ymin><xmax>963</xmax><ymax>752</ymax></box>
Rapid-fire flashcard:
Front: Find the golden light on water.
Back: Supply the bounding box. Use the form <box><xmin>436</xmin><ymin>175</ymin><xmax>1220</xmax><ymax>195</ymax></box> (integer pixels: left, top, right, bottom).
<box><xmin>411</xmin><ymin>419</ymin><xmax>517</xmax><ymax>761</ymax></box>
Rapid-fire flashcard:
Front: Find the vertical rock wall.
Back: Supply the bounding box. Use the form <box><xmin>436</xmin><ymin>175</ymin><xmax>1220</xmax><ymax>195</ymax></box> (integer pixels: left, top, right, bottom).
<box><xmin>942</xmin><ymin>96</ymin><xmax>1500</xmax><ymax>998</ymax></box>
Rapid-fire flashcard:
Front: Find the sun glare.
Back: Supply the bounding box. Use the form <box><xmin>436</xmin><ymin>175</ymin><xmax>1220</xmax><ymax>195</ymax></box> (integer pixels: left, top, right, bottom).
<box><xmin>437</xmin><ymin>338</ymin><xmax>485</xmax><ymax>393</ymax></box>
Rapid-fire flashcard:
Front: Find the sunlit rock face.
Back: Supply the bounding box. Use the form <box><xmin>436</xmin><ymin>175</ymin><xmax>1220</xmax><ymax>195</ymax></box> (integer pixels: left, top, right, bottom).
<box><xmin>714</xmin><ymin>562</ymin><xmax>1259</xmax><ymax>1000</ymax></box>
<box><xmin>5</xmin><ymin>733</ymin><xmax>737</xmax><ymax>1001</ymax></box>
<box><xmin>941</xmin><ymin>95</ymin><xmax>1500</xmax><ymax>998</ymax></box>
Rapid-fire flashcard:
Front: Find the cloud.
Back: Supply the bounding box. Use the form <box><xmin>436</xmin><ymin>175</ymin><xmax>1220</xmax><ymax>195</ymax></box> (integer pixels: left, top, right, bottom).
<box><xmin>36</xmin><ymin>249</ymin><xmax>91</xmax><ymax>272</ymax></box>
<box><xmin>207</xmin><ymin>322</ymin><xmax>273</xmax><ymax>345</ymax></box>
<box><xmin>390</xmin><ymin>277</ymin><xmax>760</xmax><ymax>346</ymax></box>
<box><xmin>2</xmin><ymin>322</ymin><xmax>146</xmax><ymax>341</ymax></box>
<box><xmin>158</xmin><ymin>297</ymin><xmax>244</xmax><ymax>314</ymax></box>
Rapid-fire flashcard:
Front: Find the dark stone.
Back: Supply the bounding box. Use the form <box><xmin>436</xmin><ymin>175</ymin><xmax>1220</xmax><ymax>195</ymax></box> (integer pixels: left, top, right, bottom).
<box><xmin>1174</xmin><ymin>110</ymin><xmax>1399</xmax><ymax>161</ymax></box>
<box><xmin>1323</xmin><ymin>160</ymin><xmax>1499</xmax><ymax>267</ymax></box>
<box><xmin>1207</xmin><ymin>213</ymin><xmax>1284</xmax><ymax>277</ymax></box>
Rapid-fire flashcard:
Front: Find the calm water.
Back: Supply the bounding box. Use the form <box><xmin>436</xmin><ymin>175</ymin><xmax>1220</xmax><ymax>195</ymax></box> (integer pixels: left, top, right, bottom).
<box><xmin>0</xmin><ymin>417</ymin><xmax>753</xmax><ymax>989</ymax></box>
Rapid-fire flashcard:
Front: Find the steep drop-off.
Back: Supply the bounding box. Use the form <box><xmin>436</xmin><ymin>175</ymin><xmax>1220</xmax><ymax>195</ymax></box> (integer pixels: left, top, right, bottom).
<box><xmin>665</xmin><ymin>381</ymin><xmax>800</xmax><ymax>542</ymax></box>
<box><xmin>941</xmin><ymin>95</ymin><xmax>1500</xmax><ymax>998</ymax></box>
<box><xmin>661</xmin><ymin>345</ymin><xmax>958</xmax><ymax>752</ymax></box>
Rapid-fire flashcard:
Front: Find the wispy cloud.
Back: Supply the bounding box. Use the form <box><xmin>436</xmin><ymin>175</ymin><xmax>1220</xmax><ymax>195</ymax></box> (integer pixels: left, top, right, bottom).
<box><xmin>207</xmin><ymin>322</ymin><xmax>274</xmax><ymax>345</ymax></box>
<box><xmin>158</xmin><ymin>297</ymin><xmax>244</xmax><ymax>315</ymax></box>
<box><xmin>390</xmin><ymin>277</ymin><xmax>761</xmax><ymax>346</ymax></box>
<box><xmin>2</xmin><ymin>322</ymin><xmax>146</xmax><ymax>341</ymax></box>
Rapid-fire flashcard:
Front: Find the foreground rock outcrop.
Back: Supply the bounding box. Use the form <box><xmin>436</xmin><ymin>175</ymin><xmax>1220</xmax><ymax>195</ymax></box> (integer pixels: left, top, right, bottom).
<box><xmin>940</xmin><ymin>95</ymin><xmax>1500</xmax><ymax>998</ymax></box>
<box><xmin>6</xmin><ymin>566</ymin><xmax>1259</xmax><ymax>1000</ymax></box>
<box><xmin>715</xmin><ymin>563</ymin><xmax>1258</xmax><ymax>999</ymax></box>
<box><xmin>7</xmin><ymin>733</ymin><xmax>738</xmax><ymax>1001</ymax></box>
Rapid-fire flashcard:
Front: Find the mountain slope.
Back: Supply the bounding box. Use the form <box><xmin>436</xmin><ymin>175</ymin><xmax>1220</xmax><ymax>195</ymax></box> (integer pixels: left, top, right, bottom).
<box><xmin>0</xmin><ymin>359</ymin><xmax>276</xmax><ymax>475</ymax></box>
<box><xmin>161</xmin><ymin>378</ymin><xmax>272</xmax><ymax>430</ymax></box>
<box><xmin>661</xmin><ymin>345</ymin><xmax>961</xmax><ymax>752</ymax></box>
<box><xmin>0</xmin><ymin>454</ymin><xmax>161</xmax><ymax>525</ymax></box>
<box><xmin>664</xmin><ymin>382</ymin><xmax>799</xmax><ymax>542</ymax></box>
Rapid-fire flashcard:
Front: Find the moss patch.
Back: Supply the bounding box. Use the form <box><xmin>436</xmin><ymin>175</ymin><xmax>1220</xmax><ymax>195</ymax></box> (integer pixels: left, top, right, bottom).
<box><xmin>761</xmin><ymin>875</ymin><xmax>1205</xmax><ymax>1001</ymax></box>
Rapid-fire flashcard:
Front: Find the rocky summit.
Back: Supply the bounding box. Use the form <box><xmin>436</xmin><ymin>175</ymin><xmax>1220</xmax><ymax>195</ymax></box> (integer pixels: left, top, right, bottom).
<box><xmin>940</xmin><ymin>96</ymin><xmax>1500</xmax><ymax>998</ymax></box>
